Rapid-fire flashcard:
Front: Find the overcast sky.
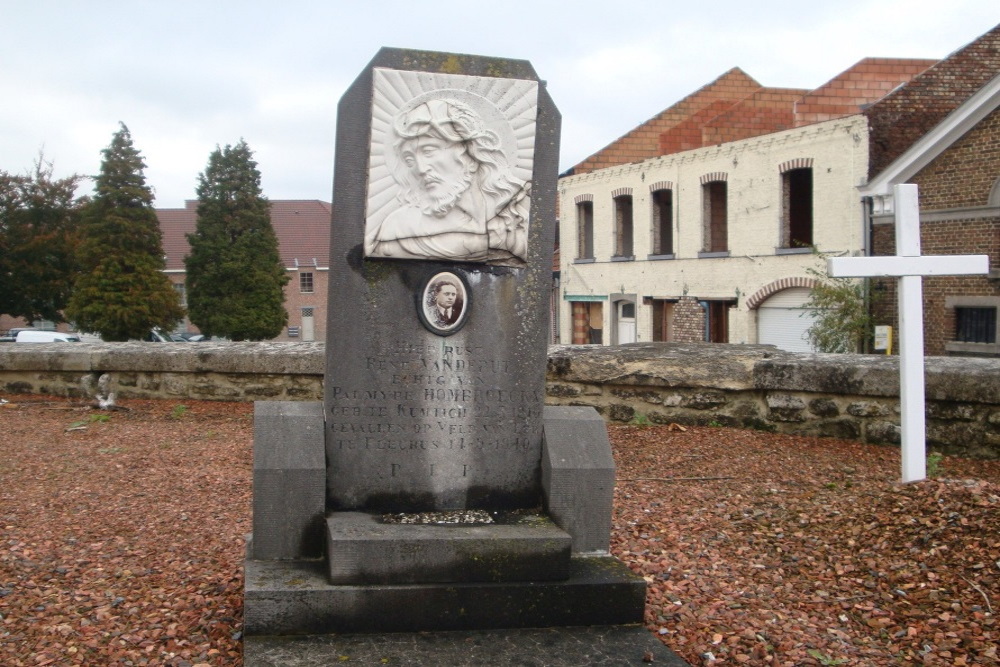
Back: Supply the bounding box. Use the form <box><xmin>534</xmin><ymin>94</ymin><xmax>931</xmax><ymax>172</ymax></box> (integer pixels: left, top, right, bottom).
<box><xmin>2</xmin><ymin>1</ymin><xmax>997</xmax><ymax>208</ymax></box>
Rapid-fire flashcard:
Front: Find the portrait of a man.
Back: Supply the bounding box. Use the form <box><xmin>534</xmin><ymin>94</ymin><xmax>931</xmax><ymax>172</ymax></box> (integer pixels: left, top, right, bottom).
<box><xmin>364</xmin><ymin>70</ymin><xmax>539</xmax><ymax>268</ymax></box>
<box><xmin>419</xmin><ymin>272</ymin><xmax>469</xmax><ymax>334</ymax></box>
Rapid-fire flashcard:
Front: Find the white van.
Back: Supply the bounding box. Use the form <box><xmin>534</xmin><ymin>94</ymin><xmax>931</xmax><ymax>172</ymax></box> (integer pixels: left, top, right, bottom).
<box><xmin>15</xmin><ymin>330</ymin><xmax>82</xmax><ymax>343</ymax></box>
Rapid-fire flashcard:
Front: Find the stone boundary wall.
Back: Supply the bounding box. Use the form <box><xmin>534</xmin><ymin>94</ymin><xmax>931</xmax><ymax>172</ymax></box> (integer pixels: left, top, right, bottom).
<box><xmin>0</xmin><ymin>343</ymin><xmax>325</xmax><ymax>402</ymax></box>
<box><xmin>547</xmin><ymin>343</ymin><xmax>1000</xmax><ymax>459</ymax></box>
<box><xmin>3</xmin><ymin>341</ymin><xmax>999</xmax><ymax>458</ymax></box>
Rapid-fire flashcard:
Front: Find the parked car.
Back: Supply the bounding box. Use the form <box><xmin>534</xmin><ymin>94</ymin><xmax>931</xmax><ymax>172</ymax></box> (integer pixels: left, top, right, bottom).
<box><xmin>15</xmin><ymin>330</ymin><xmax>82</xmax><ymax>343</ymax></box>
<box><xmin>1</xmin><ymin>327</ymin><xmax>55</xmax><ymax>343</ymax></box>
<box><xmin>143</xmin><ymin>329</ymin><xmax>185</xmax><ymax>342</ymax></box>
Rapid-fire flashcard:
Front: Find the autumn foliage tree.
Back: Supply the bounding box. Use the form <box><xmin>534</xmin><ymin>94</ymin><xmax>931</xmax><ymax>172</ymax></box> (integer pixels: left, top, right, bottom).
<box><xmin>184</xmin><ymin>141</ymin><xmax>288</xmax><ymax>341</ymax></box>
<box><xmin>66</xmin><ymin>123</ymin><xmax>184</xmax><ymax>341</ymax></box>
<box><xmin>0</xmin><ymin>157</ymin><xmax>83</xmax><ymax>324</ymax></box>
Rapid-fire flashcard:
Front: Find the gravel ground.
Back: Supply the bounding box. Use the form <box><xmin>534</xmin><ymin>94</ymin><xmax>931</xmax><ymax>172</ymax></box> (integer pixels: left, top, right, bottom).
<box><xmin>610</xmin><ymin>424</ymin><xmax>1000</xmax><ymax>666</ymax></box>
<box><xmin>1</xmin><ymin>395</ymin><xmax>998</xmax><ymax>666</ymax></box>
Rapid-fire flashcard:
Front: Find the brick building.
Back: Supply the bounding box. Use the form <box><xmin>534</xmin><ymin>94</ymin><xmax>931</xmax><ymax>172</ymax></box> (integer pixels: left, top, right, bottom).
<box><xmin>1</xmin><ymin>200</ymin><xmax>333</xmax><ymax>342</ymax></box>
<box><xmin>559</xmin><ymin>58</ymin><xmax>934</xmax><ymax>350</ymax></box>
<box><xmin>861</xmin><ymin>24</ymin><xmax>1000</xmax><ymax>356</ymax></box>
<box><xmin>558</xmin><ymin>23</ymin><xmax>999</xmax><ymax>354</ymax></box>
<box><xmin>158</xmin><ymin>200</ymin><xmax>332</xmax><ymax>342</ymax></box>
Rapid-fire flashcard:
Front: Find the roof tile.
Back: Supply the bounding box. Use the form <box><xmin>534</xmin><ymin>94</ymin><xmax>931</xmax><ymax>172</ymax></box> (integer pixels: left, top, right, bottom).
<box><xmin>157</xmin><ymin>200</ymin><xmax>332</xmax><ymax>271</ymax></box>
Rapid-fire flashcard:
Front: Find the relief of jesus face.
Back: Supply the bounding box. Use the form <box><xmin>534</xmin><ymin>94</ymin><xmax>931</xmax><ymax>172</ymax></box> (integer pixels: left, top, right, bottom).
<box><xmin>399</xmin><ymin>134</ymin><xmax>477</xmax><ymax>214</ymax></box>
<box><xmin>365</xmin><ymin>80</ymin><xmax>538</xmax><ymax>266</ymax></box>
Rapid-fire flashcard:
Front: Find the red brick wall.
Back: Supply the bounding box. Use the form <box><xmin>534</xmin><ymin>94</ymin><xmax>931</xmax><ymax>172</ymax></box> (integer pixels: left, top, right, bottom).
<box><xmin>702</xmin><ymin>88</ymin><xmax>804</xmax><ymax>146</ymax></box>
<box><xmin>872</xmin><ymin>215</ymin><xmax>1000</xmax><ymax>356</ymax></box>
<box><xmin>865</xmin><ymin>25</ymin><xmax>1000</xmax><ymax>176</ymax></box>
<box><xmin>867</xmin><ymin>24</ymin><xmax>1000</xmax><ymax>356</ymax></box>
<box><xmin>567</xmin><ymin>45</ymin><xmax>963</xmax><ymax>177</ymax></box>
<box><xmin>671</xmin><ymin>297</ymin><xmax>705</xmax><ymax>343</ymax></box>
<box><xmin>572</xmin><ymin>69</ymin><xmax>762</xmax><ymax>174</ymax></box>
<box><xmin>795</xmin><ymin>58</ymin><xmax>934</xmax><ymax>126</ymax></box>
<box><xmin>571</xmin><ymin>302</ymin><xmax>588</xmax><ymax>344</ymax></box>
<box><xmin>282</xmin><ymin>269</ymin><xmax>329</xmax><ymax>342</ymax></box>
<box><xmin>910</xmin><ymin>107</ymin><xmax>1000</xmax><ymax>210</ymax></box>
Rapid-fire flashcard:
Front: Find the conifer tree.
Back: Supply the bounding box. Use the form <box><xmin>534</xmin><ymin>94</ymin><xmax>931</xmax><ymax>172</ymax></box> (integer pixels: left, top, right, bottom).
<box><xmin>185</xmin><ymin>141</ymin><xmax>288</xmax><ymax>341</ymax></box>
<box><xmin>66</xmin><ymin>123</ymin><xmax>184</xmax><ymax>341</ymax></box>
<box><xmin>0</xmin><ymin>157</ymin><xmax>83</xmax><ymax>323</ymax></box>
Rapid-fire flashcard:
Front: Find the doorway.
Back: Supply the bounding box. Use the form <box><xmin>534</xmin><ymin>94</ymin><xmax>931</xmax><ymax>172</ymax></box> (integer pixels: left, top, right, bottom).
<box><xmin>616</xmin><ymin>300</ymin><xmax>637</xmax><ymax>344</ymax></box>
<box><xmin>756</xmin><ymin>288</ymin><xmax>816</xmax><ymax>352</ymax></box>
<box><xmin>301</xmin><ymin>307</ymin><xmax>315</xmax><ymax>342</ymax></box>
<box><xmin>570</xmin><ymin>301</ymin><xmax>604</xmax><ymax>344</ymax></box>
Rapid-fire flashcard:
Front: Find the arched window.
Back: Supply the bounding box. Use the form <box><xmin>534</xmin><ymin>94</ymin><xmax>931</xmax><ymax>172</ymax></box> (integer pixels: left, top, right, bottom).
<box><xmin>988</xmin><ymin>175</ymin><xmax>1000</xmax><ymax>206</ymax></box>
<box><xmin>779</xmin><ymin>159</ymin><xmax>814</xmax><ymax>249</ymax></box>
<box><xmin>650</xmin><ymin>183</ymin><xmax>673</xmax><ymax>256</ymax></box>
<box><xmin>575</xmin><ymin>195</ymin><xmax>594</xmax><ymax>260</ymax></box>
<box><xmin>613</xmin><ymin>192</ymin><xmax>634</xmax><ymax>258</ymax></box>
<box><xmin>700</xmin><ymin>173</ymin><xmax>728</xmax><ymax>254</ymax></box>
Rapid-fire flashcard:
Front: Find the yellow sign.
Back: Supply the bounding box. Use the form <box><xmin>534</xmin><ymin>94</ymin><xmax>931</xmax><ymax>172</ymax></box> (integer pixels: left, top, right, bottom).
<box><xmin>874</xmin><ymin>325</ymin><xmax>892</xmax><ymax>354</ymax></box>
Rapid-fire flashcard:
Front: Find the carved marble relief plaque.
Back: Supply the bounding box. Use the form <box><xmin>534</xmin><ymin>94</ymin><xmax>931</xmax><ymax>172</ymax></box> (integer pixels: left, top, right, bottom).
<box><xmin>364</xmin><ymin>68</ymin><xmax>539</xmax><ymax>268</ymax></box>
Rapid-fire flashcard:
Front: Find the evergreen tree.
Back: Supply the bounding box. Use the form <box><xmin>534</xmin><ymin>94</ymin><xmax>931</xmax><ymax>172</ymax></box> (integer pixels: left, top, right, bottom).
<box><xmin>0</xmin><ymin>157</ymin><xmax>84</xmax><ymax>323</ymax></box>
<box><xmin>185</xmin><ymin>140</ymin><xmax>288</xmax><ymax>341</ymax></box>
<box><xmin>66</xmin><ymin>123</ymin><xmax>184</xmax><ymax>341</ymax></box>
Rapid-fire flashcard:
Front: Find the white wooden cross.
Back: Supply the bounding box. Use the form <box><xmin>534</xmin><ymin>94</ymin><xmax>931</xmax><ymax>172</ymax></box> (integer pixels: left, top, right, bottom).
<box><xmin>828</xmin><ymin>184</ymin><xmax>989</xmax><ymax>483</ymax></box>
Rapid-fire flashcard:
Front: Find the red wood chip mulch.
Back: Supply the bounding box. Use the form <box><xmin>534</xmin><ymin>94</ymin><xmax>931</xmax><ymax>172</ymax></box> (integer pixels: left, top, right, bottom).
<box><xmin>2</xmin><ymin>396</ymin><xmax>999</xmax><ymax>666</ymax></box>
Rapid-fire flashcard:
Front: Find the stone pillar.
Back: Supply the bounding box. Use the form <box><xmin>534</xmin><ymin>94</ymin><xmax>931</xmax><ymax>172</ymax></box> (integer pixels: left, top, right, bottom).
<box><xmin>252</xmin><ymin>401</ymin><xmax>326</xmax><ymax>560</ymax></box>
<box><xmin>541</xmin><ymin>405</ymin><xmax>615</xmax><ymax>554</ymax></box>
<box><xmin>323</xmin><ymin>48</ymin><xmax>561</xmax><ymax>513</ymax></box>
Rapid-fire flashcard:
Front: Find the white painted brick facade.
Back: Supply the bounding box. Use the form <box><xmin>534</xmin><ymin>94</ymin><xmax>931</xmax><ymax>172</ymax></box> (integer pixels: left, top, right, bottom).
<box><xmin>558</xmin><ymin>116</ymin><xmax>870</xmax><ymax>344</ymax></box>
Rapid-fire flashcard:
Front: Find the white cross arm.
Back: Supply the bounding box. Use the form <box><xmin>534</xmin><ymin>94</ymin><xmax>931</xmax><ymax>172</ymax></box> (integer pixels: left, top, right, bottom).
<box><xmin>828</xmin><ymin>254</ymin><xmax>989</xmax><ymax>278</ymax></box>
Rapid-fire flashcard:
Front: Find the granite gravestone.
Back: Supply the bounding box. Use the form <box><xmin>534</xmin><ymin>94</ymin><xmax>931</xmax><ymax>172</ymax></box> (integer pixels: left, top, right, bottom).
<box><xmin>244</xmin><ymin>50</ymin><xmax>665</xmax><ymax>660</ymax></box>
<box><xmin>325</xmin><ymin>54</ymin><xmax>553</xmax><ymax>513</ymax></box>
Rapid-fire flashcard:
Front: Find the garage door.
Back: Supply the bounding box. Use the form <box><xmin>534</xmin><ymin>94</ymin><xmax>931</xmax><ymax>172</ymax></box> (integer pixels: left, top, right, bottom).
<box><xmin>757</xmin><ymin>288</ymin><xmax>817</xmax><ymax>352</ymax></box>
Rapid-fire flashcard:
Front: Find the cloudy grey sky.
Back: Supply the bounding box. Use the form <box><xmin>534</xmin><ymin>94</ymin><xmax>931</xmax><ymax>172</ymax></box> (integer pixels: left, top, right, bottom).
<box><xmin>2</xmin><ymin>1</ymin><xmax>997</xmax><ymax>208</ymax></box>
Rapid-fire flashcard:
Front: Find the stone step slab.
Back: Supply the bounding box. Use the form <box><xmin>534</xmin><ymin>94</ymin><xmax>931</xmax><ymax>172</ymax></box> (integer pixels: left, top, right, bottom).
<box><xmin>326</xmin><ymin>511</ymin><xmax>572</xmax><ymax>584</ymax></box>
<box><xmin>244</xmin><ymin>556</ymin><xmax>647</xmax><ymax>635</ymax></box>
<box><xmin>245</xmin><ymin>625</ymin><xmax>692</xmax><ymax>666</ymax></box>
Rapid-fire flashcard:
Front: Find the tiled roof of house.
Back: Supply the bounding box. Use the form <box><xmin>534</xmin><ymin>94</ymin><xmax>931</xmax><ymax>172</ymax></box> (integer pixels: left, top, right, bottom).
<box><xmin>269</xmin><ymin>200</ymin><xmax>333</xmax><ymax>269</ymax></box>
<box><xmin>865</xmin><ymin>23</ymin><xmax>1000</xmax><ymax>176</ymax></box>
<box><xmin>158</xmin><ymin>203</ymin><xmax>197</xmax><ymax>271</ymax></box>
<box><xmin>157</xmin><ymin>199</ymin><xmax>332</xmax><ymax>271</ymax></box>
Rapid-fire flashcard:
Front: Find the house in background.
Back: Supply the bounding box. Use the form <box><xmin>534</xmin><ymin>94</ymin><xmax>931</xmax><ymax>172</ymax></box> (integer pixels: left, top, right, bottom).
<box><xmin>860</xmin><ymin>26</ymin><xmax>1000</xmax><ymax>356</ymax></box>
<box><xmin>559</xmin><ymin>22</ymin><xmax>1000</xmax><ymax>353</ymax></box>
<box><xmin>1</xmin><ymin>200</ymin><xmax>333</xmax><ymax>342</ymax></box>
<box><xmin>558</xmin><ymin>57</ymin><xmax>933</xmax><ymax>351</ymax></box>
<box><xmin>157</xmin><ymin>199</ymin><xmax>332</xmax><ymax>342</ymax></box>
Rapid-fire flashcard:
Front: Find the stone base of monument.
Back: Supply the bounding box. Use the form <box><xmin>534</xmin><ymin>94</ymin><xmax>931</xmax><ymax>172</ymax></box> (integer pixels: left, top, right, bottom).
<box><xmin>244</xmin><ymin>404</ymin><xmax>690</xmax><ymax>664</ymax></box>
<box><xmin>244</xmin><ymin>553</ymin><xmax>646</xmax><ymax>634</ymax></box>
<box><xmin>242</xmin><ymin>46</ymin><xmax>689</xmax><ymax>665</ymax></box>
<box><xmin>243</xmin><ymin>625</ymin><xmax>690</xmax><ymax>667</ymax></box>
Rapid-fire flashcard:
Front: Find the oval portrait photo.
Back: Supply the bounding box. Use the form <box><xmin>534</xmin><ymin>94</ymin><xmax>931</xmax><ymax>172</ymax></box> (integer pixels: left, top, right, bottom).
<box><xmin>419</xmin><ymin>272</ymin><xmax>470</xmax><ymax>336</ymax></box>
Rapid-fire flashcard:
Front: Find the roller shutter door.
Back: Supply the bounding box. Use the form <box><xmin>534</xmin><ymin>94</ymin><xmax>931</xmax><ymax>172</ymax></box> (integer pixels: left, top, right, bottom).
<box><xmin>757</xmin><ymin>288</ymin><xmax>818</xmax><ymax>353</ymax></box>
